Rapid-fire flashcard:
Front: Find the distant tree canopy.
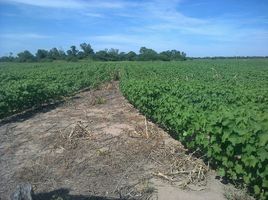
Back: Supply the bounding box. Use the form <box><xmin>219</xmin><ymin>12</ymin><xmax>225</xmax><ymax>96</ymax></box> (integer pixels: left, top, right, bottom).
<box><xmin>80</xmin><ymin>43</ymin><xmax>94</xmax><ymax>58</ymax></box>
<box><xmin>17</xmin><ymin>50</ymin><xmax>35</xmax><ymax>62</ymax></box>
<box><xmin>139</xmin><ymin>47</ymin><xmax>158</xmax><ymax>61</ymax></box>
<box><xmin>0</xmin><ymin>42</ymin><xmax>187</xmax><ymax>62</ymax></box>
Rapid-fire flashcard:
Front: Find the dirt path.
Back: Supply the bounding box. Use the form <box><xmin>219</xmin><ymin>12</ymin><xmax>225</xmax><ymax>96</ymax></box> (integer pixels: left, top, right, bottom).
<box><xmin>0</xmin><ymin>82</ymin><xmax>226</xmax><ymax>200</ymax></box>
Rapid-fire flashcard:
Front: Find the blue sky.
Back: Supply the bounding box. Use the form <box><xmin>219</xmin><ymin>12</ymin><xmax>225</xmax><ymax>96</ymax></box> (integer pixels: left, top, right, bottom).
<box><xmin>0</xmin><ymin>0</ymin><xmax>267</xmax><ymax>57</ymax></box>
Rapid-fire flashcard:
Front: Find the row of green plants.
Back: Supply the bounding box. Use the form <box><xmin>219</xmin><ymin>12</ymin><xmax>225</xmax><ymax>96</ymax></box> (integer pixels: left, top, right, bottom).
<box><xmin>0</xmin><ymin>62</ymin><xmax>117</xmax><ymax>118</ymax></box>
<box><xmin>120</xmin><ymin>59</ymin><xmax>268</xmax><ymax>199</ymax></box>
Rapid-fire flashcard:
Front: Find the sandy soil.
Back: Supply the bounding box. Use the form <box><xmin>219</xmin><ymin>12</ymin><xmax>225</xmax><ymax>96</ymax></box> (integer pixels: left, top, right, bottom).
<box><xmin>0</xmin><ymin>82</ymin><xmax>226</xmax><ymax>200</ymax></box>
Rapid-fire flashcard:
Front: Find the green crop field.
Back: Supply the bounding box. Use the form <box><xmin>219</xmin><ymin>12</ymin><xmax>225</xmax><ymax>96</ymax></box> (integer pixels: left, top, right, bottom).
<box><xmin>121</xmin><ymin>59</ymin><xmax>268</xmax><ymax>199</ymax></box>
<box><xmin>0</xmin><ymin>59</ymin><xmax>268</xmax><ymax>199</ymax></box>
<box><xmin>0</xmin><ymin>62</ymin><xmax>118</xmax><ymax>118</ymax></box>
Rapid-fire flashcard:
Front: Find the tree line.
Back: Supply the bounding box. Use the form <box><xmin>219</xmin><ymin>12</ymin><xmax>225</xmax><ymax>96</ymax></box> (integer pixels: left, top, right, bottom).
<box><xmin>0</xmin><ymin>43</ymin><xmax>187</xmax><ymax>62</ymax></box>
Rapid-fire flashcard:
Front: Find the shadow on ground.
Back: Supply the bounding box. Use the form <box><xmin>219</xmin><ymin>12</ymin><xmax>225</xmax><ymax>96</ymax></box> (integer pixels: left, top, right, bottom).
<box><xmin>33</xmin><ymin>188</ymin><xmax>125</xmax><ymax>200</ymax></box>
<box><xmin>0</xmin><ymin>101</ymin><xmax>63</xmax><ymax>126</ymax></box>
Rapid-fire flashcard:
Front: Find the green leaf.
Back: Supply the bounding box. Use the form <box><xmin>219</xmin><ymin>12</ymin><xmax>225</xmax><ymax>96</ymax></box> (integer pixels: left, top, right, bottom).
<box><xmin>263</xmin><ymin>179</ymin><xmax>268</xmax><ymax>188</ymax></box>
<box><xmin>218</xmin><ymin>168</ymin><xmax>225</xmax><ymax>177</ymax></box>
<box><xmin>254</xmin><ymin>185</ymin><xmax>260</xmax><ymax>194</ymax></box>
<box><xmin>226</xmin><ymin>145</ymin><xmax>234</xmax><ymax>156</ymax></box>
<box><xmin>242</xmin><ymin>155</ymin><xmax>258</xmax><ymax>167</ymax></box>
<box><xmin>259</xmin><ymin>133</ymin><xmax>268</xmax><ymax>147</ymax></box>
<box><xmin>211</xmin><ymin>143</ymin><xmax>221</xmax><ymax>154</ymax></box>
<box><xmin>234</xmin><ymin>164</ymin><xmax>243</xmax><ymax>174</ymax></box>
<box><xmin>228</xmin><ymin>134</ymin><xmax>240</xmax><ymax>145</ymax></box>
<box><xmin>243</xmin><ymin>175</ymin><xmax>250</xmax><ymax>184</ymax></box>
<box><xmin>257</xmin><ymin>148</ymin><xmax>268</xmax><ymax>162</ymax></box>
<box><xmin>222</xmin><ymin>131</ymin><xmax>231</xmax><ymax>142</ymax></box>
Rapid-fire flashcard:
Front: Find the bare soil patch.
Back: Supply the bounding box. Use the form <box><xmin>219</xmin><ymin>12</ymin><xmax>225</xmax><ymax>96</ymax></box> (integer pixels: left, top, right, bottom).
<box><xmin>0</xmin><ymin>82</ymin><xmax>226</xmax><ymax>200</ymax></box>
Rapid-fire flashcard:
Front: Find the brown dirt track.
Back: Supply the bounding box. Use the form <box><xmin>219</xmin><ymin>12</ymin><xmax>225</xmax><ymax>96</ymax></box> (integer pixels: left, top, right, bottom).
<box><xmin>0</xmin><ymin>82</ymin><xmax>226</xmax><ymax>200</ymax></box>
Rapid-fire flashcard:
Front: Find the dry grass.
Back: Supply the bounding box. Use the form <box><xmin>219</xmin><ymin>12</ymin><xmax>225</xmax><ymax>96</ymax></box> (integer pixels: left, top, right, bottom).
<box><xmin>224</xmin><ymin>185</ymin><xmax>255</xmax><ymax>200</ymax></box>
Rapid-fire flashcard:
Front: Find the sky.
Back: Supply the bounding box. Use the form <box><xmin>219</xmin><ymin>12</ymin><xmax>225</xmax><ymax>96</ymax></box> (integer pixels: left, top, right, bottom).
<box><xmin>0</xmin><ymin>0</ymin><xmax>267</xmax><ymax>57</ymax></box>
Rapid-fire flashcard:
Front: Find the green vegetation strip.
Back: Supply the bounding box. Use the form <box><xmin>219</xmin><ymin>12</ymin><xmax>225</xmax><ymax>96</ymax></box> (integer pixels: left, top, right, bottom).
<box><xmin>120</xmin><ymin>59</ymin><xmax>268</xmax><ymax>199</ymax></box>
<box><xmin>0</xmin><ymin>62</ymin><xmax>117</xmax><ymax>118</ymax></box>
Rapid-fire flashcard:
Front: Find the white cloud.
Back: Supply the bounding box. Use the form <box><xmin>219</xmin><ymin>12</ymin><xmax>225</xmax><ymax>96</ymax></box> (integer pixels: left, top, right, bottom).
<box><xmin>83</xmin><ymin>12</ymin><xmax>104</xmax><ymax>18</ymax></box>
<box><xmin>0</xmin><ymin>0</ymin><xmax>127</xmax><ymax>9</ymax></box>
<box><xmin>90</xmin><ymin>34</ymin><xmax>142</xmax><ymax>45</ymax></box>
<box><xmin>88</xmin><ymin>33</ymin><xmax>188</xmax><ymax>53</ymax></box>
<box><xmin>0</xmin><ymin>0</ymin><xmax>84</xmax><ymax>9</ymax></box>
<box><xmin>0</xmin><ymin>33</ymin><xmax>52</xmax><ymax>39</ymax></box>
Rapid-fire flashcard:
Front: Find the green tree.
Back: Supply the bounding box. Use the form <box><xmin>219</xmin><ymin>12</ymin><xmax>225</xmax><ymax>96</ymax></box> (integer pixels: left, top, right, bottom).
<box><xmin>181</xmin><ymin>51</ymin><xmax>187</xmax><ymax>60</ymax></box>
<box><xmin>158</xmin><ymin>50</ymin><xmax>186</xmax><ymax>61</ymax></box>
<box><xmin>108</xmin><ymin>48</ymin><xmax>120</xmax><ymax>61</ymax></box>
<box><xmin>80</xmin><ymin>43</ymin><xmax>94</xmax><ymax>58</ymax></box>
<box><xmin>48</xmin><ymin>48</ymin><xmax>60</xmax><ymax>60</ymax></box>
<box><xmin>67</xmin><ymin>45</ymin><xmax>78</xmax><ymax>56</ymax></box>
<box><xmin>58</xmin><ymin>49</ymin><xmax>66</xmax><ymax>60</ymax></box>
<box><xmin>94</xmin><ymin>48</ymin><xmax>120</xmax><ymax>61</ymax></box>
<box><xmin>126</xmin><ymin>51</ymin><xmax>137</xmax><ymax>61</ymax></box>
<box><xmin>0</xmin><ymin>52</ymin><xmax>15</xmax><ymax>62</ymax></box>
<box><xmin>36</xmin><ymin>49</ymin><xmax>49</xmax><ymax>60</ymax></box>
<box><xmin>77</xmin><ymin>51</ymin><xmax>84</xmax><ymax>59</ymax></box>
<box><xmin>119</xmin><ymin>52</ymin><xmax>127</xmax><ymax>61</ymax></box>
<box><xmin>139</xmin><ymin>47</ymin><xmax>158</xmax><ymax>61</ymax></box>
<box><xmin>94</xmin><ymin>49</ymin><xmax>109</xmax><ymax>61</ymax></box>
<box><xmin>66</xmin><ymin>45</ymin><xmax>78</xmax><ymax>61</ymax></box>
<box><xmin>159</xmin><ymin>51</ymin><xmax>171</xmax><ymax>61</ymax></box>
<box><xmin>17</xmin><ymin>50</ymin><xmax>35</xmax><ymax>62</ymax></box>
